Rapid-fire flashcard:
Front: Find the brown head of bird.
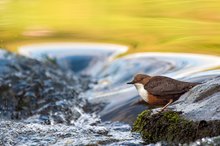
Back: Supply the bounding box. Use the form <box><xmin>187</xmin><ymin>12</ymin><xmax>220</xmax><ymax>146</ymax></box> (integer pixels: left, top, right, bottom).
<box><xmin>127</xmin><ymin>74</ymin><xmax>151</xmax><ymax>85</ymax></box>
<box><xmin>127</xmin><ymin>74</ymin><xmax>154</xmax><ymax>104</ymax></box>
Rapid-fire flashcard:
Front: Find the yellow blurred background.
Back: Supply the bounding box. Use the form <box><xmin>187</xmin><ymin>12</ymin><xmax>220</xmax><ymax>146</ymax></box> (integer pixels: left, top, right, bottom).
<box><xmin>1</xmin><ymin>0</ymin><xmax>220</xmax><ymax>54</ymax></box>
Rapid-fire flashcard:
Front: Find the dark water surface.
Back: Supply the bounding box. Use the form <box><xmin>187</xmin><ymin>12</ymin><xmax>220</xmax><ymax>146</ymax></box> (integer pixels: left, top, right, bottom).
<box><xmin>1</xmin><ymin>43</ymin><xmax>220</xmax><ymax>145</ymax></box>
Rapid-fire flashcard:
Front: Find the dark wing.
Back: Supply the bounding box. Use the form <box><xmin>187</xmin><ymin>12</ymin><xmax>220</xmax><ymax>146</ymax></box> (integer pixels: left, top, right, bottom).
<box><xmin>144</xmin><ymin>76</ymin><xmax>197</xmax><ymax>96</ymax></box>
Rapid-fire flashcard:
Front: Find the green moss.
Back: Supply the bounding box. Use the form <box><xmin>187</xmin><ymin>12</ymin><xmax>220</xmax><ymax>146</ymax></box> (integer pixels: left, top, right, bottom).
<box><xmin>132</xmin><ymin>110</ymin><xmax>220</xmax><ymax>144</ymax></box>
<box><xmin>132</xmin><ymin>110</ymin><xmax>151</xmax><ymax>133</ymax></box>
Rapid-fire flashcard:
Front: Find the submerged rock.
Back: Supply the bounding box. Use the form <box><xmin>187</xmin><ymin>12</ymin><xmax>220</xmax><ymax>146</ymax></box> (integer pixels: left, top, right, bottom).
<box><xmin>132</xmin><ymin>110</ymin><xmax>220</xmax><ymax>144</ymax></box>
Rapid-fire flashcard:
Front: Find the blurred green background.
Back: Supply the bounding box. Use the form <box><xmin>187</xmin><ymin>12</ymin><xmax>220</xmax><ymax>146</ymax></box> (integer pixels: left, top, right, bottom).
<box><xmin>1</xmin><ymin>0</ymin><xmax>220</xmax><ymax>54</ymax></box>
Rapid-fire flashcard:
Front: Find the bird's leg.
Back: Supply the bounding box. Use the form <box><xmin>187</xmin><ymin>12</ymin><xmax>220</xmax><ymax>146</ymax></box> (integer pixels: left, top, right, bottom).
<box><xmin>160</xmin><ymin>99</ymin><xmax>173</xmax><ymax>112</ymax></box>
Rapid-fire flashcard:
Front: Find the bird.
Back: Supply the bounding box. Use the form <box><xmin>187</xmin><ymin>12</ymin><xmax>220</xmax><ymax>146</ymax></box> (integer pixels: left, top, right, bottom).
<box><xmin>127</xmin><ymin>74</ymin><xmax>200</xmax><ymax>111</ymax></box>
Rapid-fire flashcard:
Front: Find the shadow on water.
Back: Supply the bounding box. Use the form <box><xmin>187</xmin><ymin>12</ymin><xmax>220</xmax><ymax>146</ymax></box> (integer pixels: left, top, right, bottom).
<box><xmin>3</xmin><ymin>42</ymin><xmax>218</xmax><ymax>145</ymax></box>
<box><xmin>100</xmin><ymin>94</ymin><xmax>150</xmax><ymax>125</ymax></box>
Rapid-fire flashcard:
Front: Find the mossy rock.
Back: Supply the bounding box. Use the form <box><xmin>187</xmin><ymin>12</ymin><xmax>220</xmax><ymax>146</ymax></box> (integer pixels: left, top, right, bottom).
<box><xmin>132</xmin><ymin>110</ymin><xmax>220</xmax><ymax>144</ymax></box>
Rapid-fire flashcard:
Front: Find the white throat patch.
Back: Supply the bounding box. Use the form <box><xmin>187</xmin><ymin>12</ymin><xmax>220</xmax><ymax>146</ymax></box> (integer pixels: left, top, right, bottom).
<box><xmin>134</xmin><ymin>83</ymin><xmax>149</xmax><ymax>102</ymax></box>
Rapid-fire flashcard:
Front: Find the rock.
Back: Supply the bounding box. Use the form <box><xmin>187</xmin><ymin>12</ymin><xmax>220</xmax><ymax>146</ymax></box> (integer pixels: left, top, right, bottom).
<box><xmin>133</xmin><ymin>77</ymin><xmax>220</xmax><ymax>144</ymax></box>
<box><xmin>132</xmin><ymin>110</ymin><xmax>220</xmax><ymax>144</ymax></box>
<box><xmin>171</xmin><ymin>77</ymin><xmax>220</xmax><ymax>121</ymax></box>
<box><xmin>0</xmin><ymin>51</ymin><xmax>90</xmax><ymax>124</ymax></box>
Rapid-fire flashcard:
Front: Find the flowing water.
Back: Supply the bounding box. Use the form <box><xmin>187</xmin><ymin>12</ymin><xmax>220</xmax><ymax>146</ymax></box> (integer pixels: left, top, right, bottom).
<box><xmin>1</xmin><ymin>42</ymin><xmax>220</xmax><ymax>145</ymax></box>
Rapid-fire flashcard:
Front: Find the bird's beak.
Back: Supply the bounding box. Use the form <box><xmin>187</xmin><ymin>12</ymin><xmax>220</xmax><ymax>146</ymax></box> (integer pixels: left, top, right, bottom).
<box><xmin>127</xmin><ymin>81</ymin><xmax>134</xmax><ymax>84</ymax></box>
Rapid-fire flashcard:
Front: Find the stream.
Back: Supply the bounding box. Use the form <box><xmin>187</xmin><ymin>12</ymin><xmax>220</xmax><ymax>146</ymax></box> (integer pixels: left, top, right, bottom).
<box><xmin>1</xmin><ymin>43</ymin><xmax>220</xmax><ymax>145</ymax></box>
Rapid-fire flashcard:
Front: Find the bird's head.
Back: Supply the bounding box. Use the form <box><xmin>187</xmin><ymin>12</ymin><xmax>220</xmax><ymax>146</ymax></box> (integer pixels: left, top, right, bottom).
<box><xmin>127</xmin><ymin>74</ymin><xmax>151</xmax><ymax>86</ymax></box>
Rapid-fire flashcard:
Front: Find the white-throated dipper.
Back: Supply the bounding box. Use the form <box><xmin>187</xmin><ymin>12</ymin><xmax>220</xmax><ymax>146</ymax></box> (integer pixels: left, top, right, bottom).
<box><xmin>127</xmin><ymin>74</ymin><xmax>199</xmax><ymax>111</ymax></box>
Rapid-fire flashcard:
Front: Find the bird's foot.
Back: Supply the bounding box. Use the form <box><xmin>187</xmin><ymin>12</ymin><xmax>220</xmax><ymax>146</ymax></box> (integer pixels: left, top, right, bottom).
<box><xmin>153</xmin><ymin>107</ymin><xmax>182</xmax><ymax>115</ymax></box>
<box><xmin>151</xmin><ymin>108</ymin><xmax>162</xmax><ymax>114</ymax></box>
<box><xmin>152</xmin><ymin>107</ymin><xmax>172</xmax><ymax>114</ymax></box>
<box><xmin>158</xmin><ymin>108</ymin><xmax>167</xmax><ymax>113</ymax></box>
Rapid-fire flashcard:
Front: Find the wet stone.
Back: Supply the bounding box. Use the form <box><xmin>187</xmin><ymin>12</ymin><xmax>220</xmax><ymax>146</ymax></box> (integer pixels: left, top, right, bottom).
<box><xmin>132</xmin><ymin>75</ymin><xmax>220</xmax><ymax>144</ymax></box>
<box><xmin>171</xmin><ymin>77</ymin><xmax>220</xmax><ymax>121</ymax></box>
<box><xmin>0</xmin><ymin>51</ymin><xmax>90</xmax><ymax>124</ymax></box>
<box><xmin>132</xmin><ymin>110</ymin><xmax>220</xmax><ymax>144</ymax></box>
